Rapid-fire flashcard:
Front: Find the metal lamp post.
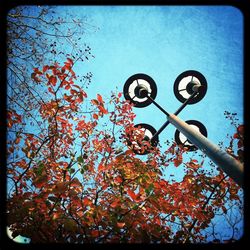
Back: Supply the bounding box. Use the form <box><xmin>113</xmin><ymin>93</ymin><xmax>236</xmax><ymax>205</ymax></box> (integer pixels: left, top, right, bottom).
<box><xmin>123</xmin><ymin>71</ymin><xmax>244</xmax><ymax>188</ymax></box>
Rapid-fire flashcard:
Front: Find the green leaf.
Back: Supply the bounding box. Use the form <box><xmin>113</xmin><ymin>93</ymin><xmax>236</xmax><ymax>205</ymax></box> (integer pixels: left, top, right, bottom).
<box><xmin>77</xmin><ymin>156</ymin><xmax>84</xmax><ymax>163</ymax></box>
<box><xmin>69</xmin><ymin>168</ymin><xmax>75</xmax><ymax>174</ymax></box>
<box><xmin>145</xmin><ymin>183</ymin><xmax>154</xmax><ymax>195</ymax></box>
<box><xmin>80</xmin><ymin>165</ymin><xmax>88</xmax><ymax>174</ymax></box>
<box><xmin>132</xmin><ymin>204</ymin><xmax>139</xmax><ymax>210</ymax></box>
<box><xmin>34</xmin><ymin>163</ymin><xmax>45</xmax><ymax>176</ymax></box>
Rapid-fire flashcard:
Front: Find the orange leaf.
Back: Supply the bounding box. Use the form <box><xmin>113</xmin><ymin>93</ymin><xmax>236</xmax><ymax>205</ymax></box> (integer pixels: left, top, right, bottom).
<box><xmin>98</xmin><ymin>164</ymin><xmax>105</xmax><ymax>172</ymax></box>
<box><xmin>117</xmin><ymin>222</ymin><xmax>125</xmax><ymax>228</ymax></box>
<box><xmin>98</xmin><ymin>105</ymin><xmax>108</xmax><ymax>114</ymax></box>
<box><xmin>127</xmin><ymin>188</ymin><xmax>140</xmax><ymax>202</ymax></box>
<box><xmin>70</xmin><ymin>178</ymin><xmax>81</xmax><ymax>187</ymax></box>
<box><xmin>14</xmin><ymin>137</ymin><xmax>21</xmax><ymax>144</ymax></box>
<box><xmin>125</xmin><ymin>149</ymin><xmax>133</xmax><ymax>155</ymax></box>
<box><xmin>115</xmin><ymin>176</ymin><xmax>123</xmax><ymax>183</ymax></box>
<box><xmin>83</xmin><ymin>197</ymin><xmax>91</xmax><ymax>206</ymax></box>
<box><xmin>97</xmin><ymin>94</ymin><xmax>103</xmax><ymax>104</ymax></box>
<box><xmin>53</xmin><ymin>182</ymin><xmax>68</xmax><ymax>194</ymax></box>
<box><xmin>127</xmin><ymin>189</ymin><xmax>136</xmax><ymax>200</ymax></box>
<box><xmin>110</xmin><ymin>200</ymin><xmax>119</xmax><ymax>208</ymax></box>
<box><xmin>52</xmin><ymin>212</ymin><xmax>60</xmax><ymax>220</ymax></box>
<box><xmin>91</xmin><ymin>99</ymin><xmax>99</xmax><ymax>106</ymax></box>
<box><xmin>93</xmin><ymin>113</ymin><xmax>98</xmax><ymax>120</ymax></box>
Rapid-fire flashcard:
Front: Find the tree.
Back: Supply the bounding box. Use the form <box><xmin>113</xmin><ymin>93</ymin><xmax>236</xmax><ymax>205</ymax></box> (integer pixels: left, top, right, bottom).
<box><xmin>6</xmin><ymin>59</ymin><xmax>244</xmax><ymax>243</ymax></box>
<box><xmin>7</xmin><ymin>6</ymin><xmax>95</xmax><ymax>126</ymax></box>
<box><xmin>6</xmin><ymin>6</ymin><xmax>243</xmax><ymax>244</ymax></box>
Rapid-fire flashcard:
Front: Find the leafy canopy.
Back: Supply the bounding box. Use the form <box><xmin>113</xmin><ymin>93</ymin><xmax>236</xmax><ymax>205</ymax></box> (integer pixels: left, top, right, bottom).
<box><xmin>7</xmin><ymin>58</ymin><xmax>244</xmax><ymax>243</ymax></box>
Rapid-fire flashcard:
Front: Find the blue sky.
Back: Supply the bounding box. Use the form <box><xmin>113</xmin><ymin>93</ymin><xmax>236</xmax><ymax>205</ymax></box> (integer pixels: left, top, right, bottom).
<box><xmin>8</xmin><ymin>5</ymin><xmax>244</xmax><ymax>243</ymax></box>
<box><xmin>69</xmin><ymin>5</ymin><xmax>243</xmax><ymax>146</ymax></box>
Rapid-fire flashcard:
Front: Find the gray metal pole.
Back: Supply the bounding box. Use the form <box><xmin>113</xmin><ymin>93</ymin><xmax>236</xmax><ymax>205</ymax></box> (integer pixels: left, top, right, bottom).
<box><xmin>168</xmin><ymin>114</ymin><xmax>244</xmax><ymax>188</ymax></box>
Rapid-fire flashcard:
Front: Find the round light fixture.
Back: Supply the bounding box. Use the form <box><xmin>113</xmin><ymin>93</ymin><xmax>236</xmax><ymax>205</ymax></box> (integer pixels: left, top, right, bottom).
<box><xmin>174</xmin><ymin>120</ymin><xmax>207</xmax><ymax>151</ymax></box>
<box><xmin>173</xmin><ymin>70</ymin><xmax>207</xmax><ymax>104</ymax></box>
<box><xmin>123</xmin><ymin>73</ymin><xmax>157</xmax><ymax>108</ymax></box>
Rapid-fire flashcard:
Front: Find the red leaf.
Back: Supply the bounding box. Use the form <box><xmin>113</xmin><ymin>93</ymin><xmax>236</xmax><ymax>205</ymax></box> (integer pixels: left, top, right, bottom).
<box><xmin>70</xmin><ymin>89</ymin><xmax>78</xmax><ymax>96</ymax></box>
<box><xmin>43</xmin><ymin>65</ymin><xmax>49</xmax><ymax>72</ymax></box>
<box><xmin>127</xmin><ymin>189</ymin><xmax>136</xmax><ymax>200</ymax></box>
<box><xmin>173</xmin><ymin>156</ymin><xmax>182</xmax><ymax>167</ymax></box>
<box><xmin>33</xmin><ymin>67</ymin><xmax>42</xmax><ymax>74</ymax></box>
<box><xmin>48</xmin><ymin>87</ymin><xmax>54</xmax><ymax>94</ymax></box>
<box><xmin>91</xmin><ymin>230</ymin><xmax>99</xmax><ymax>237</ymax></box>
<box><xmin>237</xmin><ymin>140</ymin><xmax>243</xmax><ymax>148</ymax></box>
<box><xmin>222</xmin><ymin>206</ymin><xmax>227</xmax><ymax>214</ymax></box>
<box><xmin>67</xmin><ymin>58</ymin><xmax>74</xmax><ymax>66</ymax></box>
<box><xmin>82</xmin><ymin>90</ymin><xmax>87</xmax><ymax>98</ymax></box>
<box><xmin>64</xmin><ymin>62</ymin><xmax>72</xmax><ymax>71</ymax></box>
<box><xmin>110</xmin><ymin>200</ymin><xmax>119</xmax><ymax>208</ymax></box>
<box><xmin>97</xmin><ymin>94</ymin><xmax>103</xmax><ymax>104</ymax></box>
<box><xmin>237</xmin><ymin>125</ymin><xmax>244</xmax><ymax>135</ymax></box>
<box><xmin>115</xmin><ymin>176</ymin><xmax>123</xmax><ymax>183</ymax></box>
<box><xmin>233</xmin><ymin>133</ymin><xmax>239</xmax><ymax>139</ymax></box>
<box><xmin>65</xmin><ymin>84</ymin><xmax>71</xmax><ymax>90</ymax></box>
<box><xmin>93</xmin><ymin>113</ymin><xmax>98</xmax><ymax>120</ymax></box>
<box><xmin>49</xmin><ymin>76</ymin><xmax>57</xmax><ymax>86</ymax></box>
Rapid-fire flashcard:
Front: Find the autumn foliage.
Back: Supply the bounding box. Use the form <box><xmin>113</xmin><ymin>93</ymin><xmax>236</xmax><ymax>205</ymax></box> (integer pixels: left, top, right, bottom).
<box><xmin>6</xmin><ymin>60</ymin><xmax>243</xmax><ymax>243</ymax></box>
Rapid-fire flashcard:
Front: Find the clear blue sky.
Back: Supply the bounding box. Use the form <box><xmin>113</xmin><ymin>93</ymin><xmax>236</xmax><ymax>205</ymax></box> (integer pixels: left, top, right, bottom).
<box><xmin>8</xmin><ymin>5</ymin><xmax>244</xmax><ymax>243</ymax></box>
<box><xmin>69</xmin><ymin>5</ymin><xmax>243</xmax><ymax>146</ymax></box>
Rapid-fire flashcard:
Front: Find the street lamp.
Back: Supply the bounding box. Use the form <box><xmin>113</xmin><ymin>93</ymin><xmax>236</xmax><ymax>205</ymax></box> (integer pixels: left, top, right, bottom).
<box><xmin>123</xmin><ymin>71</ymin><xmax>244</xmax><ymax>188</ymax></box>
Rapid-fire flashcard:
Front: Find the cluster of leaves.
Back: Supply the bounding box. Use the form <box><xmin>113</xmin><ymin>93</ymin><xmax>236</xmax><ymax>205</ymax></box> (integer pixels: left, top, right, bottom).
<box><xmin>222</xmin><ymin>111</ymin><xmax>244</xmax><ymax>163</ymax></box>
<box><xmin>6</xmin><ymin>59</ymin><xmax>244</xmax><ymax>243</ymax></box>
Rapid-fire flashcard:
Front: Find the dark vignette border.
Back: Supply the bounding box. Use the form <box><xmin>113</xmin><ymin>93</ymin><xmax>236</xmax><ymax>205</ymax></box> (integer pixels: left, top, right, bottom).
<box><xmin>0</xmin><ymin>1</ymin><xmax>249</xmax><ymax>249</ymax></box>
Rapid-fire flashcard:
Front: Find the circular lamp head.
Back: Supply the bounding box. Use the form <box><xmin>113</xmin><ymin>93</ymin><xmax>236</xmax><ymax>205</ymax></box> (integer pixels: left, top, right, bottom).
<box><xmin>174</xmin><ymin>120</ymin><xmax>207</xmax><ymax>151</ymax></box>
<box><xmin>123</xmin><ymin>73</ymin><xmax>157</xmax><ymax>108</ymax></box>
<box><xmin>127</xmin><ymin>123</ymin><xmax>159</xmax><ymax>155</ymax></box>
<box><xmin>173</xmin><ymin>70</ymin><xmax>207</xmax><ymax>104</ymax></box>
